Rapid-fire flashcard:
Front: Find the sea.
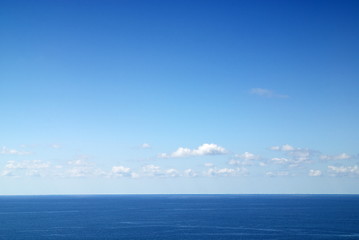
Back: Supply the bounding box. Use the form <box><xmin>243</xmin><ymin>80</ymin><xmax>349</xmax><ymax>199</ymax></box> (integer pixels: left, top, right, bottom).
<box><xmin>0</xmin><ymin>194</ymin><xmax>358</xmax><ymax>239</ymax></box>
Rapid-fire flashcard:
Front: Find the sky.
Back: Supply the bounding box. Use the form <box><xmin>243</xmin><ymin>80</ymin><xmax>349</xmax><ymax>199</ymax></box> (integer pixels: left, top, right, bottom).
<box><xmin>1</xmin><ymin>0</ymin><xmax>359</xmax><ymax>194</ymax></box>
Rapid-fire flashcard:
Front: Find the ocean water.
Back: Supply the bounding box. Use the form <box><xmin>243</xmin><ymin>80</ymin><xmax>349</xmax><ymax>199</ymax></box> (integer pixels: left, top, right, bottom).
<box><xmin>0</xmin><ymin>195</ymin><xmax>358</xmax><ymax>239</ymax></box>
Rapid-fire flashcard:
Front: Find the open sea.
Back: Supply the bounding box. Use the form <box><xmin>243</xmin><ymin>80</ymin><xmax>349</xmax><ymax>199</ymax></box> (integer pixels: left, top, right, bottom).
<box><xmin>0</xmin><ymin>194</ymin><xmax>358</xmax><ymax>239</ymax></box>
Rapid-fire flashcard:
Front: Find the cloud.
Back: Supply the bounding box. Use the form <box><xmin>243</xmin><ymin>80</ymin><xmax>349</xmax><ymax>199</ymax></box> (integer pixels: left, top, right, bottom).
<box><xmin>320</xmin><ymin>153</ymin><xmax>352</xmax><ymax>160</ymax></box>
<box><xmin>308</xmin><ymin>169</ymin><xmax>322</xmax><ymax>177</ymax></box>
<box><xmin>159</xmin><ymin>143</ymin><xmax>227</xmax><ymax>158</ymax></box>
<box><xmin>0</xmin><ymin>146</ymin><xmax>31</xmax><ymax>155</ymax></box>
<box><xmin>270</xmin><ymin>144</ymin><xmax>295</xmax><ymax>151</ymax></box>
<box><xmin>140</xmin><ymin>143</ymin><xmax>151</xmax><ymax>149</ymax></box>
<box><xmin>270</xmin><ymin>144</ymin><xmax>315</xmax><ymax>165</ymax></box>
<box><xmin>328</xmin><ymin>165</ymin><xmax>359</xmax><ymax>176</ymax></box>
<box><xmin>205</xmin><ymin>167</ymin><xmax>248</xmax><ymax>177</ymax></box>
<box><xmin>66</xmin><ymin>158</ymin><xmax>105</xmax><ymax>178</ymax></box>
<box><xmin>51</xmin><ymin>144</ymin><xmax>61</xmax><ymax>149</ymax></box>
<box><xmin>1</xmin><ymin>160</ymin><xmax>50</xmax><ymax>177</ymax></box>
<box><xmin>0</xmin><ymin>169</ymin><xmax>14</xmax><ymax>177</ymax></box>
<box><xmin>183</xmin><ymin>169</ymin><xmax>198</xmax><ymax>177</ymax></box>
<box><xmin>250</xmin><ymin>88</ymin><xmax>288</xmax><ymax>98</ymax></box>
<box><xmin>235</xmin><ymin>152</ymin><xmax>258</xmax><ymax>160</ymax></box>
<box><xmin>265</xmin><ymin>171</ymin><xmax>290</xmax><ymax>177</ymax></box>
<box><xmin>141</xmin><ymin>165</ymin><xmax>180</xmax><ymax>177</ymax></box>
<box><xmin>229</xmin><ymin>152</ymin><xmax>260</xmax><ymax>166</ymax></box>
<box><xmin>271</xmin><ymin>157</ymin><xmax>290</xmax><ymax>164</ymax></box>
<box><xmin>5</xmin><ymin>160</ymin><xmax>50</xmax><ymax>169</ymax></box>
<box><xmin>111</xmin><ymin>165</ymin><xmax>136</xmax><ymax>178</ymax></box>
<box><xmin>204</xmin><ymin>162</ymin><xmax>214</xmax><ymax>167</ymax></box>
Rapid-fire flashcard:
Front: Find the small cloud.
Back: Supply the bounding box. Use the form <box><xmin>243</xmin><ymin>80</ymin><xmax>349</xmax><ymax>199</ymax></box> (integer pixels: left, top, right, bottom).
<box><xmin>235</xmin><ymin>152</ymin><xmax>259</xmax><ymax>160</ymax></box>
<box><xmin>270</xmin><ymin>144</ymin><xmax>295</xmax><ymax>151</ymax></box>
<box><xmin>320</xmin><ymin>153</ymin><xmax>351</xmax><ymax>160</ymax></box>
<box><xmin>270</xmin><ymin>144</ymin><xmax>315</xmax><ymax>165</ymax></box>
<box><xmin>1</xmin><ymin>146</ymin><xmax>31</xmax><ymax>155</ymax></box>
<box><xmin>140</xmin><ymin>143</ymin><xmax>151</xmax><ymax>149</ymax></box>
<box><xmin>66</xmin><ymin>158</ymin><xmax>105</xmax><ymax>178</ymax></box>
<box><xmin>250</xmin><ymin>88</ymin><xmax>288</xmax><ymax>98</ymax></box>
<box><xmin>5</xmin><ymin>160</ymin><xmax>50</xmax><ymax>169</ymax></box>
<box><xmin>111</xmin><ymin>165</ymin><xmax>133</xmax><ymax>177</ymax></box>
<box><xmin>205</xmin><ymin>167</ymin><xmax>248</xmax><ymax>177</ymax></box>
<box><xmin>328</xmin><ymin>165</ymin><xmax>359</xmax><ymax>176</ymax></box>
<box><xmin>229</xmin><ymin>152</ymin><xmax>260</xmax><ymax>166</ymax></box>
<box><xmin>1</xmin><ymin>160</ymin><xmax>50</xmax><ymax>178</ymax></box>
<box><xmin>183</xmin><ymin>169</ymin><xmax>198</xmax><ymax>177</ymax></box>
<box><xmin>271</xmin><ymin>157</ymin><xmax>290</xmax><ymax>164</ymax></box>
<box><xmin>164</xmin><ymin>168</ymin><xmax>180</xmax><ymax>177</ymax></box>
<box><xmin>0</xmin><ymin>169</ymin><xmax>15</xmax><ymax>177</ymax></box>
<box><xmin>141</xmin><ymin>165</ymin><xmax>180</xmax><ymax>178</ymax></box>
<box><xmin>68</xmin><ymin>159</ymin><xmax>91</xmax><ymax>166</ymax></box>
<box><xmin>265</xmin><ymin>171</ymin><xmax>290</xmax><ymax>177</ymax></box>
<box><xmin>308</xmin><ymin>169</ymin><xmax>322</xmax><ymax>177</ymax></box>
<box><xmin>159</xmin><ymin>143</ymin><xmax>227</xmax><ymax>158</ymax></box>
<box><xmin>51</xmin><ymin>144</ymin><xmax>61</xmax><ymax>149</ymax></box>
<box><xmin>204</xmin><ymin>162</ymin><xmax>214</xmax><ymax>167</ymax></box>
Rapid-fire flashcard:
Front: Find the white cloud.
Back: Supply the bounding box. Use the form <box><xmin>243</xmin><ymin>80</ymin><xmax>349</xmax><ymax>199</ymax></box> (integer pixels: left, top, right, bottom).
<box><xmin>68</xmin><ymin>159</ymin><xmax>91</xmax><ymax>166</ymax></box>
<box><xmin>0</xmin><ymin>146</ymin><xmax>31</xmax><ymax>155</ymax></box>
<box><xmin>160</xmin><ymin>143</ymin><xmax>227</xmax><ymax>158</ymax></box>
<box><xmin>320</xmin><ymin>153</ymin><xmax>351</xmax><ymax>160</ymax></box>
<box><xmin>308</xmin><ymin>169</ymin><xmax>322</xmax><ymax>177</ymax></box>
<box><xmin>259</xmin><ymin>162</ymin><xmax>267</xmax><ymax>167</ymax></box>
<box><xmin>141</xmin><ymin>165</ymin><xmax>180</xmax><ymax>178</ymax></box>
<box><xmin>227</xmin><ymin>159</ymin><xmax>252</xmax><ymax>166</ymax></box>
<box><xmin>0</xmin><ymin>169</ymin><xmax>14</xmax><ymax>177</ymax></box>
<box><xmin>250</xmin><ymin>88</ymin><xmax>288</xmax><ymax>98</ymax></box>
<box><xmin>235</xmin><ymin>152</ymin><xmax>258</xmax><ymax>160</ymax></box>
<box><xmin>111</xmin><ymin>165</ymin><xmax>133</xmax><ymax>177</ymax></box>
<box><xmin>112</xmin><ymin>165</ymin><xmax>130</xmax><ymax>173</ymax></box>
<box><xmin>328</xmin><ymin>165</ymin><xmax>359</xmax><ymax>176</ymax></box>
<box><xmin>183</xmin><ymin>169</ymin><xmax>198</xmax><ymax>177</ymax></box>
<box><xmin>204</xmin><ymin>162</ymin><xmax>214</xmax><ymax>167</ymax></box>
<box><xmin>51</xmin><ymin>144</ymin><xmax>61</xmax><ymax>149</ymax></box>
<box><xmin>270</xmin><ymin>144</ymin><xmax>295</xmax><ymax>151</ymax></box>
<box><xmin>229</xmin><ymin>152</ymin><xmax>260</xmax><ymax>166</ymax></box>
<box><xmin>5</xmin><ymin>160</ymin><xmax>50</xmax><ymax>169</ymax></box>
<box><xmin>228</xmin><ymin>159</ymin><xmax>241</xmax><ymax>165</ymax></box>
<box><xmin>140</xmin><ymin>143</ymin><xmax>151</xmax><ymax>149</ymax></box>
<box><xmin>1</xmin><ymin>160</ymin><xmax>50</xmax><ymax>177</ymax></box>
<box><xmin>265</xmin><ymin>171</ymin><xmax>289</xmax><ymax>177</ymax></box>
<box><xmin>205</xmin><ymin>167</ymin><xmax>248</xmax><ymax>177</ymax></box>
<box><xmin>270</xmin><ymin>144</ymin><xmax>314</xmax><ymax>165</ymax></box>
<box><xmin>66</xmin><ymin>159</ymin><xmax>105</xmax><ymax>178</ymax></box>
<box><xmin>271</xmin><ymin>157</ymin><xmax>290</xmax><ymax>164</ymax></box>
<box><xmin>164</xmin><ymin>168</ymin><xmax>180</xmax><ymax>177</ymax></box>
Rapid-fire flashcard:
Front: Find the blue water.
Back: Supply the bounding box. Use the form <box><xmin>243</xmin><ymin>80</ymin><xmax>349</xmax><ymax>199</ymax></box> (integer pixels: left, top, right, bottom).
<box><xmin>0</xmin><ymin>195</ymin><xmax>358</xmax><ymax>239</ymax></box>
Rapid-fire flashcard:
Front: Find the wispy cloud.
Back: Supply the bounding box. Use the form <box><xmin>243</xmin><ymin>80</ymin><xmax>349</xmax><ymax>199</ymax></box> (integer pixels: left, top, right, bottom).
<box><xmin>265</xmin><ymin>171</ymin><xmax>290</xmax><ymax>177</ymax></box>
<box><xmin>328</xmin><ymin>165</ymin><xmax>359</xmax><ymax>176</ymax></box>
<box><xmin>250</xmin><ymin>88</ymin><xmax>288</xmax><ymax>98</ymax></box>
<box><xmin>320</xmin><ymin>153</ymin><xmax>352</xmax><ymax>160</ymax></box>
<box><xmin>111</xmin><ymin>165</ymin><xmax>137</xmax><ymax>178</ymax></box>
<box><xmin>205</xmin><ymin>167</ymin><xmax>248</xmax><ymax>177</ymax></box>
<box><xmin>270</xmin><ymin>144</ymin><xmax>315</xmax><ymax>166</ymax></box>
<box><xmin>159</xmin><ymin>143</ymin><xmax>227</xmax><ymax>158</ymax></box>
<box><xmin>1</xmin><ymin>160</ymin><xmax>50</xmax><ymax>177</ymax></box>
<box><xmin>141</xmin><ymin>165</ymin><xmax>180</xmax><ymax>177</ymax></box>
<box><xmin>140</xmin><ymin>143</ymin><xmax>151</xmax><ymax>149</ymax></box>
<box><xmin>308</xmin><ymin>169</ymin><xmax>322</xmax><ymax>177</ymax></box>
<box><xmin>1</xmin><ymin>146</ymin><xmax>31</xmax><ymax>155</ymax></box>
<box><xmin>66</xmin><ymin>158</ymin><xmax>106</xmax><ymax>178</ymax></box>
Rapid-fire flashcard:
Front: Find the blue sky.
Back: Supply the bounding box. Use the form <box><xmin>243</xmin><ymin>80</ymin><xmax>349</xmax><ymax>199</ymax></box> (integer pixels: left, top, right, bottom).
<box><xmin>1</xmin><ymin>0</ymin><xmax>359</xmax><ymax>194</ymax></box>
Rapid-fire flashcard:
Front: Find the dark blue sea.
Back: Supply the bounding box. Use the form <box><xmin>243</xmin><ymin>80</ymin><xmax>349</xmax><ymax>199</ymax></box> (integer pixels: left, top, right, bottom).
<box><xmin>0</xmin><ymin>195</ymin><xmax>358</xmax><ymax>239</ymax></box>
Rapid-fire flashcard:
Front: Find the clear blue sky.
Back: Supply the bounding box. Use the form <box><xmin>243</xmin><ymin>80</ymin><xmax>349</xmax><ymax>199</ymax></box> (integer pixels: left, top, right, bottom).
<box><xmin>1</xmin><ymin>0</ymin><xmax>359</xmax><ymax>194</ymax></box>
